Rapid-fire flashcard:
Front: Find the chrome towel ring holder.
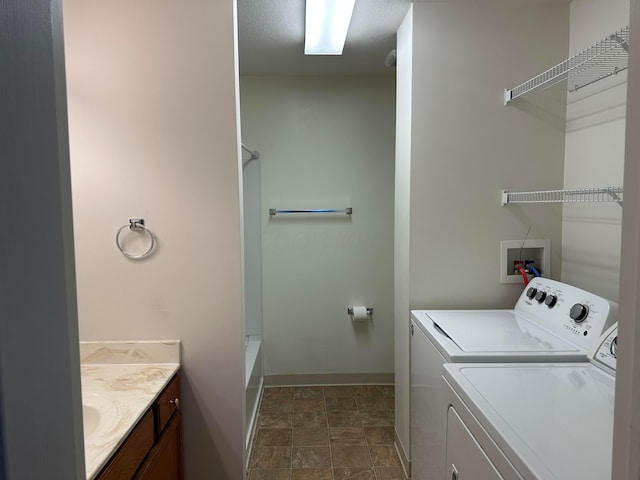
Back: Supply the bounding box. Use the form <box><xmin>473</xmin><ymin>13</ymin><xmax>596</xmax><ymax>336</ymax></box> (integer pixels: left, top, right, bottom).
<box><xmin>115</xmin><ymin>218</ymin><xmax>156</xmax><ymax>259</ymax></box>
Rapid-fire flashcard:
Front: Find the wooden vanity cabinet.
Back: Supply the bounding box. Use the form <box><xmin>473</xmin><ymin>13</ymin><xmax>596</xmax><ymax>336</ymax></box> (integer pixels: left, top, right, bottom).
<box><xmin>96</xmin><ymin>371</ymin><xmax>182</xmax><ymax>480</ymax></box>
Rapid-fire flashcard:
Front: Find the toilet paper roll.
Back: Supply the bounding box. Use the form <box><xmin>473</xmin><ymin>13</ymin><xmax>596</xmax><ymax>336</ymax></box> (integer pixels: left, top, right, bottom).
<box><xmin>351</xmin><ymin>306</ymin><xmax>369</xmax><ymax>322</ymax></box>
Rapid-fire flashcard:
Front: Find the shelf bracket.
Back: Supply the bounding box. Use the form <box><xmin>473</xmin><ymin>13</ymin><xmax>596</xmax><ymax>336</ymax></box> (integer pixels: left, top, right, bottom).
<box><xmin>504</xmin><ymin>89</ymin><xmax>513</xmax><ymax>106</ymax></box>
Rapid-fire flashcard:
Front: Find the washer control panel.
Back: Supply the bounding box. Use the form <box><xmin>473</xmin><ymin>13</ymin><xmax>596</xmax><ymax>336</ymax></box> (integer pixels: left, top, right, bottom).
<box><xmin>592</xmin><ymin>324</ymin><xmax>618</xmax><ymax>372</ymax></box>
<box><xmin>515</xmin><ymin>278</ymin><xmax>618</xmax><ymax>351</ymax></box>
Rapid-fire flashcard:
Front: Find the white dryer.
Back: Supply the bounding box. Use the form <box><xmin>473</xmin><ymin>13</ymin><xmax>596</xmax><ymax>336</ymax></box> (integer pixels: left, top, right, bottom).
<box><xmin>410</xmin><ymin>278</ymin><xmax>617</xmax><ymax>480</ymax></box>
<box><xmin>442</xmin><ymin>324</ymin><xmax>618</xmax><ymax>479</ymax></box>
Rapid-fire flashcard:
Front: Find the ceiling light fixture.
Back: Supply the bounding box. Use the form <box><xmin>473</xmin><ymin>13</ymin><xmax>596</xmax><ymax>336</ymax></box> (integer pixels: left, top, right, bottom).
<box><xmin>304</xmin><ymin>0</ymin><xmax>356</xmax><ymax>55</ymax></box>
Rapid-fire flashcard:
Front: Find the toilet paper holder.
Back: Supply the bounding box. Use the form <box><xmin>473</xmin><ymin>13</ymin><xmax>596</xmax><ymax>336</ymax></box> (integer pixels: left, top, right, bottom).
<box><xmin>347</xmin><ymin>307</ymin><xmax>373</xmax><ymax>316</ymax></box>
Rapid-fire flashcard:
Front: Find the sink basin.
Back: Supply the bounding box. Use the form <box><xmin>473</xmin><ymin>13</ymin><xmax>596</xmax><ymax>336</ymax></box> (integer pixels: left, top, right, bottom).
<box><xmin>83</xmin><ymin>404</ymin><xmax>101</xmax><ymax>438</ymax></box>
<box><xmin>82</xmin><ymin>393</ymin><xmax>119</xmax><ymax>442</ymax></box>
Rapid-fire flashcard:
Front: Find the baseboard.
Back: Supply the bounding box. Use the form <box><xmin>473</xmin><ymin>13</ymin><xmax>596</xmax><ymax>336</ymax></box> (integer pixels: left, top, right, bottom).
<box><xmin>395</xmin><ymin>427</ymin><xmax>411</xmax><ymax>478</ymax></box>
<box><xmin>264</xmin><ymin>372</ymin><xmax>394</xmax><ymax>386</ymax></box>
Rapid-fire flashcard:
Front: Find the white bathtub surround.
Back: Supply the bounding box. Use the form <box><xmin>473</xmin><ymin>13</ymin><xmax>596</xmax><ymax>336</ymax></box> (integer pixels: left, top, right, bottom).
<box><xmin>79</xmin><ymin>341</ymin><xmax>181</xmax><ymax>479</ymax></box>
<box><xmin>244</xmin><ymin>337</ymin><xmax>263</xmax><ymax>460</ymax></box>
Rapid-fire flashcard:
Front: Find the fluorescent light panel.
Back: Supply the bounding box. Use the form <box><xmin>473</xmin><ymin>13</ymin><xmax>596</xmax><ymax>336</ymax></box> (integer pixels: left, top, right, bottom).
<box><xmin>305</xmin><ymin>0</ymin><xmax>356</xmax><ymax>55</ymax></box>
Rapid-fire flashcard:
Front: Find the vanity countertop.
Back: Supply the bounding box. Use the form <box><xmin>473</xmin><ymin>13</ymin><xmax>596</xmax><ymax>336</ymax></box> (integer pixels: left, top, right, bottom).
<box><xmin>80</xmin><ymin>341</ymin><xmax>181</xmax><ymax>480</ymax></box>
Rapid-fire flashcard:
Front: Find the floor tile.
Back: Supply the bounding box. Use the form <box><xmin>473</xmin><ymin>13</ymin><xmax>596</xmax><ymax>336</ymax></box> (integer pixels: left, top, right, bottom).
<box><xmin>248</xmin><ymin>385</ymin><xmax>399</xmax><ymax>480</ymax></box>
<box><xmin>260</xmin><ymin>413</ymin><xmax>295</xmax><ymax>429</ymax></box>
<box><xmin>385</xmin><ymin>397</ymin><xmax>396</xmax><ymax>411</ymax></box>
<box><xmin>329</xmin><ymin>427</ymin><xmax>366</xmax><ymax>445</ymax></box>
<box><xmin>325</xmin><ymin>397</ymin><xmax>358</xmax><ymax>412</ymax></box>
<box><xmin>291</xmin><ymin>446</ymin><xmax>331</xmax><ymax>469</ymax></box>
<box><xmin>333</xmin><ymin>468</ymin><xmax>376</xmax><ymax>480</ymax></box>
<box><xmin>369</xmin><ymin>445</ymin><xmax>401</xmax><ymax>467</ymax></box>
<box><xmin>353</xmin><ymin>385</ymin><xmax>382</xmax><ymax>398</ymax></box>
<box><xmin>264</xmin><ymin>387</ymin><xmax>295</xmax><ymax>399</ymax></box>
<box><xmin>291</xmin><ymin>468</ymin><xmax>332</xmax><ymax>480</ymax></box>
<box><xmin>248</xmin><ymin>469</ymin><xmax>292</xmax><ymax>480</ymax></box>
<box><xmin>294</xmin><ymin>411</ymin><xmax>327</xmax><ymax>427</ymax></box>
<box><xmin>331</xmin><ymin>445</ymin><xmax>372</xmax><ymax>468</ymax></box>
<box><xmin>250</xmin><ymin>446</ymin><xmax>292</xmax><ymax>469</ymax></box>
<box><xmin>364</xmin><ymin>426</ymin><xmax>395</xmax><ymax>445</ymax></box>
<box><xmin>294</xmin><ymin>386</ymin><xmax>324</xmax><ymax>399</ymax></box>
<box><xmin>360</xmin><ymin>411</ymin><xmax>394</xmax><ymax>427</ymax></box>
<box><xmin>323</xmin><ymin>386</ymin><xmax>354</xmax><ymax>398</ymax></box>
<box><xmin>293</xmin><ymin>427</ymin><xmax>329</xmax><ymax>446</ymax></box>
<box><xmin>327</xmin><ymin>411</ymin><xmax>362</xmax><ymax>427</ymax></box>
<box><xmin>356</xmin><ymin>397</ymin><xmax>391</xmax><ymax>412</ymax></box>
<box><xmin>255</xmin><ymin>428</ymin><xmax>293</xmax><ymax>447</ymax></box>
<box><xmin>378</xmin><ymin>385</ymin><xmax>395</xmax><ymax>398</ymax></box>
<box><xmin>262</xmin><ymin>398</ymin><xmax>295</xmax><ymax>414</ymax></box>
<box><xmin>374</xmin><ymin>466</ymin><xmax>408</xmax><ymax>479</ymax></box>
<box><xmin>295</xmin><ymin>398</ymin><xmax>325</xmax><ymax>412</ymax></box>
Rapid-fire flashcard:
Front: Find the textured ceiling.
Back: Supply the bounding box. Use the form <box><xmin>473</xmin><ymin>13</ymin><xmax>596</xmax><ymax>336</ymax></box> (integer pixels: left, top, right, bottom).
<box><xmin>237</xmin><ymin>0</ymin><xmax>571</xmax><ymax>76</ymax></box>
<box><xmin>237</xmin><ymin>0</ymin><xmax>413</xmax><ymax>76</ymax></box>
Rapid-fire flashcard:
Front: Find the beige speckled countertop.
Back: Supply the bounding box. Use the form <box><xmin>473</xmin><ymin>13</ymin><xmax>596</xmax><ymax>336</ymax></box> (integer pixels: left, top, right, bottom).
<box><xmin>80</xmin><ymin>341</ymin><xmax>181</xmax><ymax>480</ymax></box>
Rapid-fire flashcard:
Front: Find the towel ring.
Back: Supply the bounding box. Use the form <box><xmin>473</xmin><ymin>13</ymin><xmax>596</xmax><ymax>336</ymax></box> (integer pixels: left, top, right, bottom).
<box><xmin>115</xmin><ymin>218</ymin><xmax>156</xmax><ymax>259</ymax></box>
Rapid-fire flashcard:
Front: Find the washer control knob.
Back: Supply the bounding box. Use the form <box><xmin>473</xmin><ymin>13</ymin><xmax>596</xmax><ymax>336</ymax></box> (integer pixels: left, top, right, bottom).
<box><xmin>570</xmin><ymin>303</ymin><xmax>589</xmax><ymax>323</ymax></box>
<box><xmin>526</xmin><ymin>287</ymin><xmax>538</xmax><ymax>299</ymax></box>
<box><xmin>535</xmin><ymin>291</ymin><xmax>547</xmax><ymax>303</ymax></box>
<box><xmin>544</xmin><ymin>295</ymin><xmax>558</xmax><ymax>308</ymax></box>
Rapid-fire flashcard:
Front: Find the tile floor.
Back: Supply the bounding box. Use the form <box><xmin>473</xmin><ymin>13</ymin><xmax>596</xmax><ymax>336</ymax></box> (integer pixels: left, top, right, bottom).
<box><xmin>248</xmin><ymin>385</ymin><xmax>407</xmax><ymax>480</ymax></box>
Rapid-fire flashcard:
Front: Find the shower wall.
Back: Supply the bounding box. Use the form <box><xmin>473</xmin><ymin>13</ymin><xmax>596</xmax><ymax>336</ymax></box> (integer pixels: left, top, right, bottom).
<box><xmin>243</xmin><ymin>152</ymin><xmax>263</xmax><ymax>339</ymax></box>
<box><xmin>239</xmin><ymin>76</ymin><xmax>396</xmax><ymax>381</ymax></box>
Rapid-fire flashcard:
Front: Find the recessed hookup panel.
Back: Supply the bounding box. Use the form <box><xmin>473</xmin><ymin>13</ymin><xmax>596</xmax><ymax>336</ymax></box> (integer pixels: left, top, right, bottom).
<box><xmin>500</xmin><ymin>239</ymin><xmax>550</xmax><ymax>284</ymax></box>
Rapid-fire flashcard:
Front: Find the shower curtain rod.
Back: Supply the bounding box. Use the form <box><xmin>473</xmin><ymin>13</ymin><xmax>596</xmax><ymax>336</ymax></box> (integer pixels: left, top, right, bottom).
<box><xmin>242</xmin><ymin>143</ymin><xmax>260</xmax><ymax>160</ymax></box>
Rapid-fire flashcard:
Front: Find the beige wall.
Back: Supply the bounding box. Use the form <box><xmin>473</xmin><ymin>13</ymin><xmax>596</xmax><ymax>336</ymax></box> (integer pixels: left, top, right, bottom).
<box><xmin>561</xmin><ymin>0</ymin><xmax>630</xmax><ymax>302</ymax></box>
<box><xmin>63</xmin><ymin>1</ymin><xmax>245</xmax><ymax>478</ymax></box>
<box><xmin>395</xmin><ymin>0</ymin><xmax>569</xmax><ymax>467</ymax></box>
<box><xmin>239</xmin><ymin>75</ymin><xmax>396</xmax><ymax>380</ymax></box>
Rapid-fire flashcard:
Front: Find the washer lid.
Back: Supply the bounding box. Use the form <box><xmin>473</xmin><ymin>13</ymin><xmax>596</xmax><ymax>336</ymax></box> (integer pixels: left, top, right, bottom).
<box><xmin>444</xmin><ymin>363</ymin><xmax>614</xmax><ymax>480</ymax></box>
<box><xmin>427</xmin><ymin>310</ymin><xmax>581</xmax><ymax>353</ymax></box>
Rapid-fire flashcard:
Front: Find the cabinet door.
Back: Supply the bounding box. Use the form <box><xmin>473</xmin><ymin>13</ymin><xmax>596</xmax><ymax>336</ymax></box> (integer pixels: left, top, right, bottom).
<box><xmin>155</xmin><ymin>373</ymin><xmax>180</xmax><ymax>434</ymax></box>
<box><xmin>135</xmin><ymin>411</ymin><xmax>183</xmax><ymax>480</ymax></box>
<box><xmin>446</xmin><ymin>406</ymin><xmax>503</xmax><ymax>480</ymax></box>
<box><xmin>97</xmin><ymin>410</ymin><xmax>155</xmax><ymax>480</ymax></box>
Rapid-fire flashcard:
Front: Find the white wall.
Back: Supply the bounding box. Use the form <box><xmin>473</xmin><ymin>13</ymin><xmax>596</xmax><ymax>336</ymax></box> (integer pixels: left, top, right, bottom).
<box><xmin>613</xmin><ymin>0</ymin><xmax>640</xmax><ymax>477</ymax></box>
<box><xmin>63</xmin><ymin>1</ymin><xmax>245</xmax><ymax>478</ymax></box>
<box><xmin>561</xmin><ymin>0</ymin><xmax>630</xmax><ymax>302</ymax></box>
<box><xmin>240</xmin><ymin>76</ymin><xmax>396</xmax><ymax>380</ymax></box>
<box><xmin>394</xmin><ymin>6</ymin><xmax>413</xmax><ymax>469</ymax></box>
<box><xmin>395</xmin><ymin>0</ymin><xmax>569</xmax><ymax>467</ymax></box>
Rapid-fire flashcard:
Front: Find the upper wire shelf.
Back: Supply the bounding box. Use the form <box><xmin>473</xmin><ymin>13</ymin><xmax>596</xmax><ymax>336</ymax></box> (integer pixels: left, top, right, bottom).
<box><xmin>501</xmin><ymin>187</ymin><xmax>623</xmax><ymax>206</ymax></box>
<box><xmin>505</xmin><ymin>25</ymin><xmax>629</xmax><ymax>105</ymax></box>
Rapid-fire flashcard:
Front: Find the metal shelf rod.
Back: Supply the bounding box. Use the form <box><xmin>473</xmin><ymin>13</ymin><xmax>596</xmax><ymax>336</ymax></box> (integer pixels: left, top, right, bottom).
<box><xmin>269</xmin><ymin>208</ymin><xmax>353</xmax><ymax>216</ymax></box>
<box><xmin>242</xmin><ymin>143</ymin><xmax>260</xmax><ymax>160</ymax></box>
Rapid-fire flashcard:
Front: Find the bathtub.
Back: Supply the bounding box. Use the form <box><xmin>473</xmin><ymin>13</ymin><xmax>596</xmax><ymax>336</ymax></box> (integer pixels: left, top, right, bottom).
<box><xmin>245</xmin><ymin>337</ymin><xmax>263</xmax><ymax>456</ymax></box>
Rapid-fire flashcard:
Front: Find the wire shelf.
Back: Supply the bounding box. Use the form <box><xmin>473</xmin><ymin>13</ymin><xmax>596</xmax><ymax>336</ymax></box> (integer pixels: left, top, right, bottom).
<box><xmin>501</xmin><ymin>187</ymin><xmax>623</xmax><ymax>206</ymax></box>
<box><xmin>505</xmin><ymin>25</ymin><xmax>629</xmax><ymax>104</ymax></box>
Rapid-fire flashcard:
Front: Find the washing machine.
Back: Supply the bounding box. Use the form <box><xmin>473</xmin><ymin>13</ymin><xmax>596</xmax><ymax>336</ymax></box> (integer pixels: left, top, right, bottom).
<box><xmin>410</xmin><ymin>278</ymin><xmax>617</xmax><ymax>480</ymax></box>
<box><xmin>442</xmin><ymin>323</ymin><xmax>618</xmax><ymax>479</ymax></box>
